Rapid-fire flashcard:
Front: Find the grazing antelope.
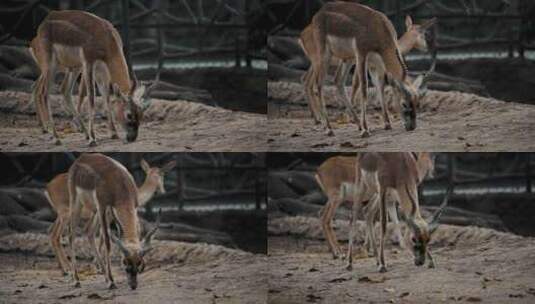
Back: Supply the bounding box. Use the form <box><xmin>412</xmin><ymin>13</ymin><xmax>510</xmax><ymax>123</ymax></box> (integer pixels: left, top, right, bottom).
<box><xmin>67</xmin><ymin>153</ymin><xmax>163</xmax><ymax>289</ymax></box>
<box><xmin>32</xmin><ymin>10</ymin><xmax>157</xmax><ymax>146</ymax></box>
<box><xmin>45</xmin><ymin>158</ymin><xmax>176</xmax><ymax>276</ymax></box>
<box><xmin>347</xmin><ymin>152</ymin><xmax>450</xmax><ymax>273</ymax></box>
<box><xmin>308</xmin><ymin>3</ymin><xmax>433</xmax><ymax>137</ymax></box>
<box><xmin>315</xmin><ymin>153</ymin><xmax>434</xmax><ymax>259</ymax></box>
<box><xmin>300</xmin><ymin>15</ymin><xmax>436</xmax><ymax>125</ymax></box>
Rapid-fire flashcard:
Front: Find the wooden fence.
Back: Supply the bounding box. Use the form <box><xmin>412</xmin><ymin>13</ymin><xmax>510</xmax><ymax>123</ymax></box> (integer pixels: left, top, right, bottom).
<box><xmin>267</xmin><ymin>0</ymin><xmax>534</xmax><ymax>59</ymax></box>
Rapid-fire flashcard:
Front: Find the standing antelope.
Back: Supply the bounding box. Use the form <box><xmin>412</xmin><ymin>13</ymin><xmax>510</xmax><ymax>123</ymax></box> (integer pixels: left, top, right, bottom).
<box><xmin>67</xmin><ymin>153</ymin><xmax>161</xmax><ymax>290</ymax></box>
<box><xmin>308</xmin><ymin>3</ymin><xmax>433</xmax><ymax>137</ymax></box>
<box><xmin>32</xmin><ymin>10</ymin><xmax>156</xmax><ymax>146</ymax></box>
<box><xmin>45</xmin><ymin>158</ymin><xmax>176</xmax><ymax>276</ymax></box>
<box><xmin>315</xmin><ymin>153</ymin><xmax>434</xmax><ymax>259</ymax></box>
<box><xmin>347</xmin><ymin>152</ymin><xmax>450</xmax><ymax>273</ymax></box>
<box><xmin>300</xmin><ymin>15</ymin><xmax>436</xmax><ymax>125</ymax></box>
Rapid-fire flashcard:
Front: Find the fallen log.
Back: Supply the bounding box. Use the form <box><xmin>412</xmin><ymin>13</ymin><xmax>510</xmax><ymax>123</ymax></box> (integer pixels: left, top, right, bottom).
<box><xmin>0</xmin><ymin>73</ymin><xmax>32</xmax><ymax>92</ymax></box>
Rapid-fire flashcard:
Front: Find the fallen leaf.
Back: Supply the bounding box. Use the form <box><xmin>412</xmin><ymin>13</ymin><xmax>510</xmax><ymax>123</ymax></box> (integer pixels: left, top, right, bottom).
<box><xmin>308</xmin><ymin>267</ymin><xmax>319</xmax><ymax>272</ymax></box>
<box><xmin>399</xmin><ymin>292</ymin><xmax>410</xmax><ymax>298</ymax></box>
<box><xmin>268</xmin><ymin>289</ymin><xmax>281</xmax><ymax>294</ymax></box>
<box><xmin>458</xmin><ymin>136</ymin><xmax>466</xmax><ymax>141</ymax></box>
<box><xmin>13</xmin><ymin>290</ymin><xmax>22</xmax><ymax>294</ymax></box>
<box><xmin>328</xmin><ymin>277</ymin><xmax>350</xmax><ymax>283</ymax></box>
<box><xmin>466</xmin><ymin>296</ymin><xmax>482</xmax><ymax>302</ymax></box>
<box><xmin>311</xmin><ymin>142</ymin><xmax>330</xmax><ymax>148</ymax></box>
<box><xmin>509</xmin><ymin>294</ymin><xmax>524</xmax><ymax>298</ymax></box>
<box><xmin>284</xmin><ymin>273</ymin><xmax>293</xmax><ymax>278</ymax></box>
<box><xmin>384</xmin><ymin>288</ymin><xmax>395</xmax><ymax>293</ymax></box>
<box><xmin>290</xmin><ymin>132</ymin><xmax>300</xmax><ymax>137</ymax></box>
<box><xmin>59</xmin><ymin>292</ymin><xmax>81</xmax><ymax>299</ymax></box>
<box><xmin>306</xmin><ymin>294</ymin><xmax>322</xmax><ymax>303</ymax></box>
<box><xmin>37</xmin><ymin>284</ymin><xmax>47</xmax><ymax>289</ymax></box>
<box><xmin>358</xmin><ymin>275</ymin><xmax>386</xmax><ymax>284</ymax></box>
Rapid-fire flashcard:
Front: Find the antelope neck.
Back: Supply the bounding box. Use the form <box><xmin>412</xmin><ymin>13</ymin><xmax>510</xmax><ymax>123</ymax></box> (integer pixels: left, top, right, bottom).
<box><xmin>138</xmin><ymin>177</ymin><xmax>158</xmax><ymax>206</ymax></box>
<box><xmin>114</xmin><ymin>207</ymin><xmax>141</xmax><ymax>246</ymax></box>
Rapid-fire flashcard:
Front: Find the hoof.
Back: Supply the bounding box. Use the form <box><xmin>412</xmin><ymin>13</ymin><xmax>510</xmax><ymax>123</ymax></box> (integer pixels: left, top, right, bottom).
<box><xmin>62</xmin><ymin>271</ymin><xmax>68</xmax><ymax>277</ymax></box>
<box><xmin>326</xmin><ymin>129</ymin><xmax>335</xmax><ymax>137</ymax></box>
<box><xmin>360</xmin><ymin>130</ymin><xmax>370</xmax><ymax>138</ymax></box>
<box><xmin>428</xmin><ymin>263</ymin><xmax>435</xmax><ymax>269</ymax></box>
<box><xmin>74</xmin><ymin>281</ymin><xmax>81</xmax><ymax>288</ymax></box>
<box><xmin>111</xmin><ymin>134</ymin><xmax>119</xmax><ymax>140</ymax></box>
<box><xmin>108</xmin><ymin>282</ymin><xmax>117</xmax><ymax>290</ymax></box>
<box><xmin>378</xmin><ymin>265</ymin><xmax>387</xmax><ymax>273</ymax></box>
<box><xmin>346</xmin><ymin>264</ymin><xmax>353</xmax><ymax>271</ymax></box>
<box><xmin>41</xmin><ymin>129</ymin><xmax>49</xmax><ymax>134</ymax></box>
<box><xmin>384</xmin><ymin>124</ymin><xmax>392</xmax><ymax>130</ymax></box>
<box><xmin>54</xmin><ymin>139</ymin><xmax>62</xmax><ymax>146</ymax></box>
<box><xmin>89</xmin><ymin>140</ymin><xmax>97</xmax><ymax>147</ymax></box>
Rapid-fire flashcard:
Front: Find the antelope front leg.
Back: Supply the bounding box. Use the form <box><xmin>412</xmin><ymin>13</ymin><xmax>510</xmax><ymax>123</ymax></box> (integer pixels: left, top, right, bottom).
<box><xmin>68</xmin><ymin>197</ymin><xmax>82</xmax><ymax>287</ymax></box>
<box><xmin>335</xmin><ymin>62</ymin><xmax>361</xmax><ymax>129</ymax></box>
<box><xmin>426</xmin><ymin>250</ymin><xmax>436</xmax><ymax>269</ymax></box>
<box><xmin>83</xmin><ymin>63</ymin><xmax>97</xmax><ymax>146</ymax></box>
<box><xmin>320</xmin><ymin>197</ymin><xmax>344</xmax><ymax>259</ymax></box>
<box><xmin>377</xmin><ymin>190</ymin><xmax>388</xmax><ymax>273</ymax></box>
<box><xmin>99</xmin><ymin>207</ymin><xmax>117</xmax><ymax>289</ymax></box>
<box><xmin>353</xmin><ymin>54</ymin><xmax>369</xmax><ymax>138</ymax></box>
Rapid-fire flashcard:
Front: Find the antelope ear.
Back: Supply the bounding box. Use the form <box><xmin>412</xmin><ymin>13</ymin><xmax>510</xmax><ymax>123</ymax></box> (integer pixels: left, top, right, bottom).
<box><xmin>162</xmin><ymin>160</ymin><xmax>177</xmax><ymax>173</ymax></box>
<box><xmin>140</xmin><ymin>159</ymin><xmax>150</xmax><ymax>173</ymax></box>
<box><xmin>405</xmin><ymin>15</ymin><xmax>413</xmax><ymax>29</ymax></box>
<box><xmin>412</xmin><ymin>75</ymin><xmax>424</xmax><ymax>90</ymax></box>
<box><xmin>133</xmin><ymin>85</ymin><xmax>147</xmax><ymax>103</ymax></box>
<box><xmin>421</xmin><ymin>18</ymin><xmax>438</xmax><ymax>30</ymax></box>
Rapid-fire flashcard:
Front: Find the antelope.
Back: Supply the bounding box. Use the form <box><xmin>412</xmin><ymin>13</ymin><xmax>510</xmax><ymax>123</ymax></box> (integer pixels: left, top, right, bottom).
<box><xmin>45</xmin><ymin>158</ymin><xmax>176</xmax><ymax>276</ymax></box>
<box><xmin>315</xmin><ymin>153</ymin><xmax>434</xmax><ymax>259</ymax></box>
<box><xmin>32</xmin><ymin>10</ymin><xmax>156</xmax><ymax>146</ymax></box>
<box><xmin>67</xmin><ymin>153</ymin><xmax>164</xmax><ymax>289</ymax></box>
<box><xmin>29</xmin><ymin>37</ymin><xmax>88</xmax><ymax>138</ymax></box>
<box><xmin>308</xmin><ymin>2</ymin><xmax>434</xmax><ymax>137</ymax></box>
<box><xmin>346</xmin><ymin>152</ymin><xmax>450</xmax><ymax>273</ymax></box>
<box><xmin>299</xmin><ymin>15</ymin><xmax>436</xmax><ymax>125</ymax></box>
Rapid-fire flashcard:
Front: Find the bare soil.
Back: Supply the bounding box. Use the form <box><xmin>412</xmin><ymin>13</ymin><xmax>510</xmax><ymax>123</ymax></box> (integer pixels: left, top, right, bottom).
<box><xmin>267</xmin><ymin>216</ymin><xmax>535</xmax><ymax>304</ymax></box>
<box><xmin>0</xmin><ymin>233</ymin><xmax>267</xmax><ymax>304</ymax></box>
<box><xmin>267</xmin><ymin>81</ymin><xmax>535</xmax><ymax>152</ymax></box>
<box><xmin>0</xmin><ymin>91</ymin><xmax>266</xmax><ymax>152</ymax></box>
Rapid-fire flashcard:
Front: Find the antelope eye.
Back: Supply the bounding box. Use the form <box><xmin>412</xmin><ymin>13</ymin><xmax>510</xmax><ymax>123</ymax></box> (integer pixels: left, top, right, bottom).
<box><xmin>411</xmin><ymin>237</ymin><xmax>417</xmax><ymax>243</ymax></box>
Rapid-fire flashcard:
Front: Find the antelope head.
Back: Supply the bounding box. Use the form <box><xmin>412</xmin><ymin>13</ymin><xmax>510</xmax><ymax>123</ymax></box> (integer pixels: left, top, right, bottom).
<box><xmin>140</xmin><ymin>159</ymin><xmax>177</xmax><ymax>194</ymax></box>
<box><xmin>113</xmin><ymin>77</ymin><xmax>159</xmax><ymax>142</ymax></box>
<box><xmin>401</xmin><ymin>185</ymin><xmax>452</xmax><ymax>266</ymax></box>
<box><xmin>388</xmin><ymin>53</ymin><xmax>436</xmax><ymax>131</ymax></box>
<box><xmin>404</xmin><ymin>16</ymin><xmax>437</xmax><ymax>52</ymax></box>
<box><xmin>111</xmin><ymin>209</ymin><xmax>161</xmax><ymax>290</ymax></box>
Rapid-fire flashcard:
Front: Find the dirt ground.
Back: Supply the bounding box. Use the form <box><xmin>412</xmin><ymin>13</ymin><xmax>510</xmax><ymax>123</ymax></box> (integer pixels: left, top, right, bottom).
<box><xmin>0</xmin><ymin>233</ymin><xmax>267</xmax><ymax>304</ymax></box>
<box><xmin>267</xmin><ymin>81</ymin><xmax>535</xmax><ymax>152</ymax></box>
<box><xmin>0</xmin><ymin>91</ymin><xmax>266</xmax><ymax>152</ymax></box>
<box><xmin>267</xmin><ymin>216</ymin><xmax>535</xmax><ymax>304</ymax></box>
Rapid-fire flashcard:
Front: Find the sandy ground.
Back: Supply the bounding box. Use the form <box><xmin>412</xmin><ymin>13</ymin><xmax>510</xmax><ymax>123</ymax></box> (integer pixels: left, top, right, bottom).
<box><xmin>0</xmin><ymin>233</ymin><xmax>267</xmax><ymax>304</ymax></box>
<box><xmin>0</xmin><ymin>91</ymin><xmax>266</xmax><ymax>152</ymax></box>
<box><xmin>267</xmin><ymin>216</ymin><xmax>535</xmax><ymax>304</ymax></box>
<box><xmin>267</xmin><ymin>81</ymin><xmax>535</xmax><ymax>151</ymax></box>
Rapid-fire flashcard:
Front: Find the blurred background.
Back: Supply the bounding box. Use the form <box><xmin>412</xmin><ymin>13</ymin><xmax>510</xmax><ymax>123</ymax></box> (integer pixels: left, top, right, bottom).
<box><xmin>268</xmin><ymin>152</ymin><xmax>535</xmax><ymax>237</ymax></box>
<box><xmin>0</xmin><ymin>0</ymin><xmax>267</xmax><ymax>113</ymax></box>
<box><xmin>266</xmin><ymin>0</ymin><xmax>535</xmax><ymax>104</ymax></box>
<box><xmin>0</xmin><ymin>152</ymin><xmax>267</xmax><ymax>253</ymax></box>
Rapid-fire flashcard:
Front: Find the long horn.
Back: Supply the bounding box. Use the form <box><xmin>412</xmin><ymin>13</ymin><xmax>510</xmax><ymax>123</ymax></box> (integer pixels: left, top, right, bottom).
<box><xmin>428</xmin><ymin>184</ymin><xmax>453</xmax><ymax>233</ymax></box>
<box><xmin>399</xmin><ymin>211</ymin><xmax>420</xmax><ymax>233</ymax></box>
<box><xmin>111</xmin><ymin>229</ymin><xmax>130</xmax><ymax>256</ymax></box>
<box><xmin>140</xmin><ymin>208</ymin><xmax>162</xmax><ymax>257</ymax></box>
<box><xmin>422</xmin><ymin>24</ymin><xmax>438</xmax><ymax>85</ymax></box>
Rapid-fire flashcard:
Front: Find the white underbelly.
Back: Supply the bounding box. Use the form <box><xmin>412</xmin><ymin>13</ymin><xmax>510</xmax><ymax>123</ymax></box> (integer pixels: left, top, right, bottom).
<box><xmin>52</xmin><ymin>44</ymin><xmax>83</xmax><ymax>69</ymax></box>
<box><xmin>326</xmin><ymin>35</ymin><xmax>356</xmax><ymax>59</ymax></box>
